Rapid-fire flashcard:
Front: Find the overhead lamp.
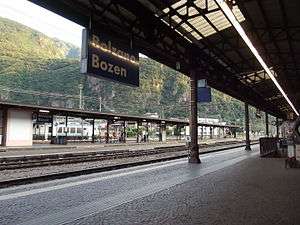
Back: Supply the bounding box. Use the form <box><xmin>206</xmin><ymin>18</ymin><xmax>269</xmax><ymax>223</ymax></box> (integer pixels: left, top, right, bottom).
<box><xmin>216</xmin><ymin>0</ymin><xmax>299</xmax><ymax>116</ymax></box>
<box><xmin>39</xmin><ymin>109</ymin><xmax>50</xmax><ymax>113</ymax></box>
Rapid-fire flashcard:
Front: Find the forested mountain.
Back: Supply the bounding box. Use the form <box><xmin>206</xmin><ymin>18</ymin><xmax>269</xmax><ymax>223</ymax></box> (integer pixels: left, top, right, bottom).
<box><xmin>0</xmin><ymin>17</ymin><xmax>267</xmax><ymax>131</ymax></box>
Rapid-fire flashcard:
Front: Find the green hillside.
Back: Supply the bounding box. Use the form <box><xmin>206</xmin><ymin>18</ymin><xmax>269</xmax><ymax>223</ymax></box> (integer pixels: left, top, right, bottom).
<box><xmin>0</xmin><ymin>17</ymin><xmax>269</xmax><ymax>132</ymax></box>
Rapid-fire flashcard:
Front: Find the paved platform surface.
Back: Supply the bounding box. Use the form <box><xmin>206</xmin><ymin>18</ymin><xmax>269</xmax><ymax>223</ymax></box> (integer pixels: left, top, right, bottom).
<box><xmin>1</xmin><ymin>145</ymin><xmax>297</xmax><ymax>225</ymax></box>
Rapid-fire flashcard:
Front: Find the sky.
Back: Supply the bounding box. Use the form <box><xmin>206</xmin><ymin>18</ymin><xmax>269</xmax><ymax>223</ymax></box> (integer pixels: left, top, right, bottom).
<box><xmin>0</xmin><ymin>0</ymin><xmax>84</xmax><ymax>47</ymax></box>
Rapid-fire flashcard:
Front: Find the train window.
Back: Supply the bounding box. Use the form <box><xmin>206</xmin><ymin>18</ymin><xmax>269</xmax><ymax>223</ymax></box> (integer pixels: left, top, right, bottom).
<box><xmin>77</xmin><ymin>128</ymin><xmax>83</xmax><ymax>133</ymax></box>
<box><xmin>57</xmin><ymin>127</ymin><xmax>62</xmax><ymax>133</ymax></box>
<box><xmin>70</xmin><ymin>128</ymin><xmax>75</xmax><ymax>133</ymax></box>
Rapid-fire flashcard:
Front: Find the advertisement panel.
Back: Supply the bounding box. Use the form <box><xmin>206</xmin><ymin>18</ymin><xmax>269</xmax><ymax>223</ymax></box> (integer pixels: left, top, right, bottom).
<box><xmin>81</xmin><ymin>29</ymin><xmax>139</xmax><ymax>87</ymax></box>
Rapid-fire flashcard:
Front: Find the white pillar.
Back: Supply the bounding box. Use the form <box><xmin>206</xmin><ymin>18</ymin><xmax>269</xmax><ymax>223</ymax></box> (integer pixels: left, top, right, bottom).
<box><xmin>5</xmin><ymin>109</ymin><xmax>33</xmax><ymax>146</ymax></box>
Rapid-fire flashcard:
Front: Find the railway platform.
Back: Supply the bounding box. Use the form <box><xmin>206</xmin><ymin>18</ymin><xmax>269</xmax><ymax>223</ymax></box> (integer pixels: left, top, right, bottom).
<box><xmin>0</xmin><ymin>137</ymin><xmax>244</xmax><ymax>157</ymax></box>
<box><xmin>0</xmin><ymin>138</ymin><xmax>255</xmax><ymax>185</ymax></box>
<box><xmin>0</xmin><ymin>145</ymin><xmax>298</xmax><ymax>225</ymax></box>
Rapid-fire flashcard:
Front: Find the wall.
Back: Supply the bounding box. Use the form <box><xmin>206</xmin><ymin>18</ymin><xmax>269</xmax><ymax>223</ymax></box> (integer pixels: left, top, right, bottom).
<box><xmin>5</xmin><ymin>109</ymin><xmax>33</xmax><ymax>146</ymax></box>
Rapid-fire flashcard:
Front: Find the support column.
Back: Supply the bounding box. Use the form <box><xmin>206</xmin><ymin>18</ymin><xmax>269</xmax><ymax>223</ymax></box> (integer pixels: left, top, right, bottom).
<box><xmin>265</xmin><ymin>112</ymin><xmax>269</xmax><ymax>137</ymax></box>
<box><xmin>162</xmin><ymin>124</ymin><xmax>166</xmax><ymax>142</ymax></box>
<box><xmin>276</xmin><ymin>117</ymin><xmax>279</xmax><ymax>138</ymax></box>
<box><xmin>50</xmin><ymin>114</ymin><xmax>54</xmax><ymax>143</ymax></box>
<box><xmin>176</xmin><ymin>124</ymin><xmax>180</xmax><ymax>140</ymax></box>
<box><xmin>179</xmin><ymin>125</ymin><xmax>182</xmax><ymax>140</ymax></box>
<box><xmin>136</xmin><ymin>121</ymin><xmax>139</xmax><ymax>143</ymax></box>
<box><xmin>146</xmin><ymin>122</ymin><xmax>149</xmax><ymax>142</ymax></box>
<box><xmin>92</xmin><ymin>119</ymin><xmax>95</xmax><ymax>143</ymax></box>
<box><xmin>106</xmin><ymin>120</ymin><xmax>110</xmax><ymax>144</ymax></box>
<box><xmin>65</xmin><ymin>116</ymin><xmax>68</xmax><ymax>139</ymax></box>
<box><xmin>245</xmin><ymin>103</ymin><xmax>251</xmax><ymax>150</ymax></box>
<box><xmin>188</xmin><ymin>70</ymin><xmax>200</xmax><ymax>163</ymax></box>
<box><xmin>233</xmin><ymin>128</ymin><xmax>237</xmax><ymax>138</ymax></box>
<box><xmin>1</xmin><ymin>108</ymin><xmax>7</xmax><ymax>146</ymax></box>
<box><xmin>158</xmin><ymin>124</ymin><xmax>162</xmax><ymax>142</ymax></box>
<box><xmin>210</xmin><ymin>127</ymin><xmax>213</xmax><ymax>139</ymax></box>
<box><xmin>200</xmin><ymin>126</ymin><xmax>203</xmax><ymax>140</ymax></box>
<box><xmin>123</xmin><ymin>121</ymin><xmax>126</xmax><ymax>143</ymax></box>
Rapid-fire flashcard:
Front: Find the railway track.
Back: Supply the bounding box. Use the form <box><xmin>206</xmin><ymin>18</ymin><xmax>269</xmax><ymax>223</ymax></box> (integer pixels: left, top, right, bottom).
<box><xmin>0</xmin><ymin>140</ymin><xmax>248</xmax><ymax>170</ymax></box>
<box><xmin>0</xmin><ymin>141</ymin><xmax>259</xmax><ymax>188</ymax></box>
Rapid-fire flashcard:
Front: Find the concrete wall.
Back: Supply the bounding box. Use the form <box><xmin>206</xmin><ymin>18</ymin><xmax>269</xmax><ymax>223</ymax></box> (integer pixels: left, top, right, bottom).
<box><xmin>5</xmin><ymin>109</ymin><xmax>33</xmax><ymax>146</ymax></box>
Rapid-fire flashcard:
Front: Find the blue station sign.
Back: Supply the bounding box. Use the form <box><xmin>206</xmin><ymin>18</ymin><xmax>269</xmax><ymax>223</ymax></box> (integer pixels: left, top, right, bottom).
<box><xmin>197</xmin><ymin>87</ymin><xmax>212</xmax><ymax>103</ymax></box>
<box><xmin>81</xmin><ymin>29</ymin><xmax>139</xmax><ymax>87</ymax></box>
<box><xmin>197</xmin><ymin>79</ymin><xmax>212</xmax><ymax>103</ymax></box>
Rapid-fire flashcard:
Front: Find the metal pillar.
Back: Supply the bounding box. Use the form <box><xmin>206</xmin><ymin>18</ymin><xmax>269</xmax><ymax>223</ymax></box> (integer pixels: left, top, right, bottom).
<box><xmin>245</xmin><ymin>103</ymin><xmax>251</xmax><ymax>150</ymax></box>
<box><xmin>158</xmin><ymin>124</ymin><xmax>162</xmax><ymax>142</ymax></box>
<box><xmin>1</xmin><ymin>108</ymin><xmax>7</xmax><ymax>146</ymax></box>
<box><xmin>188</xmin><ymin>70</ymin><xmax>200</xmax><ymax>163</ymax></box>
<box><xmin>65</xmin><ymin>116</ymin><xmax>68</xmax><ymax>138</ymax></box>
<box><xmin>159</xmin><ymin>123</ymin><xmax>166</xmax><ymax>142</ymax></box>
<box><xmin>50</xmin><ymin>114</ymin><xmax>54</xmax><ymax>143</ymax></box>
<box><xmin>210</xmin><ymin>127</ymin><xmax>213</xmax><ymax>139</ymax></box>
<box><xmin>136</xmin><ymin>122</ymin><xmax>139</xmax><ymax>143</ymax></box>
<box><xmin>265</xmin><ymin>112</ymin><xmax>269</xmax><ymax>137</ymax></box>
<box><xmin>176</xmin><ymin>124</ymin><xmax>180</xmax><ymax>140</ymax></box>
<box><xmin>106</xmin><ymin>120</ymin><xmax>110</xmax><ymax>144</ymax></box>
<box><xmin>179</xmin><ymin>125</ymin><xmax>182</xmax><ymax>140</ymax></box>
<box><xmin>92</xmin><ymin>119</ymin><xmax>95</xmax><ymax>143</ymax></box>
<box><xmin>276</xmin><ymin>117</ymin><xmax>279</xmax><ymax>138</ymax></box>
<box><xmin>233</xmin><ymin>128</ymin><xmax>237</xmax><ymax>138</ymax></box>
<box><xmin>123</xmin><ymin>121</ymin><xmax>126</xmax><ymax>143</ymax></box>
<box><xmin>146</xmin><ymin>122</ymin><xmax>149</xmax><ymax>142</ymax></box>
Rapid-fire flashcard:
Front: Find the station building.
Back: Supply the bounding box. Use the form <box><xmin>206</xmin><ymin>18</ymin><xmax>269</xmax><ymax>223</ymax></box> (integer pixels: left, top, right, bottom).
<box><xmin>0</xmin><ymin>102</ymin><xmax>238</xmax><ymax>147</ymax></box>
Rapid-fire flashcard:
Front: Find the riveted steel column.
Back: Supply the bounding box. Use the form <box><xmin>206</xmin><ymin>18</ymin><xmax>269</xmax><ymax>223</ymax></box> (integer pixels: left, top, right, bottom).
<box><xmin>189</xmin><ymin>70</ymin><xmax>200</xmax><ymax>163</ymax></box>
<box><xmin>245</xmin><ymin>103</ymin><xmax>251</xmax><ymax>150</ymax></box>
<box><xmin>65</xmin><ymin>116</ymin><xmax>68</xmax><ymax>139</ymax></box>
<box><xmin>1</xmin><ymin>108</ymin><xmax>7</xmax><ymax>146</ymax></box>
<box><xmin>136</xmin><ymin>121</ymin><xmax>140</xmax><ymax>143</ymax></box>
<box><xmin>265</xmin><ymin>112</ymin><xmax>269</xmax><ymax>137</ymax></box>
<box><xmin>123</xmin><ymin>121</ymin><xmax>126</xmax><ymax>143</ymax></box>
<box><xmin>276</xmin><ymin>117</ymin><xmax>279</xmax><ymax>138</ymax></box>
<box><xmin>200</xmin><ymin>126</ymin><xmax>203</xmax><ymax>139</ymax></box>
<box><xmin>146</xmin><ymin>122</ymin><xmax>149</xmax><ymax>142</ymax></box>
<box><xmin>50</xmin><ymin>114</ymin><xmax>54</xmax><ymax>144</ymax></box>
<box><xmin>92</xmin><ymin>119</ymin><xmax>95</xmax><ymax>143</ymax></box>
<box><xmin>106</xmin><ymin>120</ymin><xmax>110</xmax><ymax>144</ymax></box>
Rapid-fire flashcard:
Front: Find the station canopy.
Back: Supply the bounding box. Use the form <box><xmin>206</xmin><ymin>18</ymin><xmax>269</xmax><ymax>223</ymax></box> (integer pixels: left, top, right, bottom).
<box><xmin>30</xmin><ymin>0</ymin><xmax>300</xmax><ymax>119</ymax></box>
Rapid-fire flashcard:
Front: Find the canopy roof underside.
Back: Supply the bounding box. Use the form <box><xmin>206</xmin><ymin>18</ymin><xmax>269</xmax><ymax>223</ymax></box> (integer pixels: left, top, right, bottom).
<box><xmin>29</xmin><ymin>0</ymin><xmax>300</xmax><ymax>119</ymax></box>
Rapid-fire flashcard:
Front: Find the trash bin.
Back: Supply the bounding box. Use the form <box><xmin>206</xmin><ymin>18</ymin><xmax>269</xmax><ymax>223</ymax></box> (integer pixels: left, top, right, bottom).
<box><xmin>259</xmin><ymin>137</ymin><xmax>278</xmax><ymax>156</ymax></box>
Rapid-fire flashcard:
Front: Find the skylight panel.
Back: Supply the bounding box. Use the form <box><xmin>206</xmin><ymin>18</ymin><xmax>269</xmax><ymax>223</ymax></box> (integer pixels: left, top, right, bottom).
<box><xmin>162</xmin><ymin>0</ymin><xmax>246</xmax><ymax>41</ymax></box>
<box><xmin>171</xmin><ymin>0</ymin><xmax>187</xmax><ymax>10</ymax></box>
<box><xmin>172</xmin><ymin>15</ymin><xmax>182</xmax><ymax>23</ymax></box>
<box><xmin>194</xmin><ymin>0</ymin><xmax>218</xmax><ymax>10</ymax></box>
<box><xmin>181</xmin><ymin>23</ymin><xmax>193</xmax><ymax>32</ymax></box>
